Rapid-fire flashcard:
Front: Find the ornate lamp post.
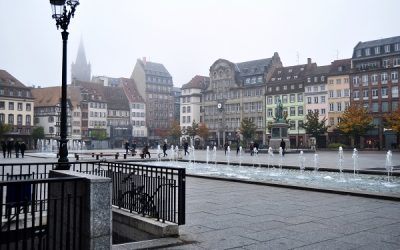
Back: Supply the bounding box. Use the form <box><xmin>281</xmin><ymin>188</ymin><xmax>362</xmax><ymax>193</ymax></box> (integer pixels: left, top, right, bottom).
<box><xmin>50</xmin><ymin>0</ymin><xmax>79</xmax><ymax>169</ymax></box>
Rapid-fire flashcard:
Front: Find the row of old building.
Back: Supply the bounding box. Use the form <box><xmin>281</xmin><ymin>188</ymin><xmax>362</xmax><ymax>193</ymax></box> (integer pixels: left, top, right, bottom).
<box><xmin>1</xmin><ymin>35</ymin><xmax>399</xmax><ymax>149</ymax></box>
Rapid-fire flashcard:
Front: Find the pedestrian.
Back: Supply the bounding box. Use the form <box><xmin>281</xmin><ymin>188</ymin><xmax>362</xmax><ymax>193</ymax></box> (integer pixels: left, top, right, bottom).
<box><xmin>249</xmin><ymin>143</ymin><xmax>254</xmax><ymax>156</ymax></box>
<box><xmin>254</xmin><ymin>142</ymin><xmax>259</xmax><ymax>154</ymax></box>
<box><xmin>224</xmin><ymin>142</ymin><xmax>229</xmax><ymax>155</ymax></box>
<box><xmin>1</xmin><ymin>141</ymin><xmax>6</xmax><ymax>158</ymax></box>
<box><xmin>140</xmin><ymin>145</ymin><xmax>151</xmax><ymax>159</ymax></box>
<box><xmin>236</xmin><ymin>141</ymin><xmax>240</xmax><ymax>155</ymax></box>
<box><xmin>131</xmin><ymin>140</ymin><xmax>137</xmax><ymax>155</ymax></box>
<box><xmin>124</xmin><ymin>141</ymin><xmax>129</xmax><ymax>154</ymax></box>
<box><xmin>7</xmin><ymin>140</ymin><xmax>13</xmax><ymax>158</ymax></box>
<box><xmin>163</xmin><ymin>141</ymin><xmax>168</xmax><ymax>157</ymax></box>
<box><xmin>15</xmin><ymin>141</ymin><xmax>20</xmax><ymax>158</ymax></box>
<box><xmin>20</xmin><ymin>141</ymin><xmax>26</xmax><ymax>158</ymax></box>
<box><xmin>184</xmin><ymin>141</ymin><xmax>189</xmax><ymax>156</ymax></box>
<box><xmin>280</xmin><ymin>138</ymin><xmax>286</xmax><ymax>156</ymax></box>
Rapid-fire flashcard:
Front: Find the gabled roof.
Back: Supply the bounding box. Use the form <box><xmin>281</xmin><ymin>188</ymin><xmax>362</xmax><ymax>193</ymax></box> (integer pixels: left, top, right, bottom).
<box><xmin>354</xmin><ymin>36</ymin><xmax>400</xmax><ymax>50</ymax></box>
<box><xmin>103</xmin><ymin>86</ymin><xmax>129</xmax><ymax>111</ymax></box>
<box><xmin>120</xmin><ymin>78</ymin><xmax>145</xmax><ymax>103</ymax></box>
<box><xmin>311</xmin><ymin>65</ymin><xmax>331</xmax><ymax>76</ymax></box>
<box><xmin>329</xmin><ymin>59</ymin><xmax>351</xmax><ymax>75</ymax></box>
<box><xmin>31</xmin><ymin>86</ymin><xmax>61</xmax><ymax>107</ymax></box>
<box><xmin>182</xmin><ymin>75</ymin><xmax>209</xmax><ymax>90</ymax></box>
<box><xmin>138</xmin><ymin>59</ymin><xmax>171</xmax><ymax>77</ymax></box>
<box><xmin>236</xmin><ymin>58</ymin><xmax>272</xmax><ymax>77</ymax></box>
<box><xmin>0</xmin><ymin>70</ymin><xmax>29</xmax><ymax>89</ymax></box>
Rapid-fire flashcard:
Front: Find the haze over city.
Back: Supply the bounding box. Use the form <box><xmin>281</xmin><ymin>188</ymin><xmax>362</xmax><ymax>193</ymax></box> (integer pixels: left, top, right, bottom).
<box><xmin>0</xmin><ymin>0</ymin><xmax>399</xmax><ymax>87</ymax></box>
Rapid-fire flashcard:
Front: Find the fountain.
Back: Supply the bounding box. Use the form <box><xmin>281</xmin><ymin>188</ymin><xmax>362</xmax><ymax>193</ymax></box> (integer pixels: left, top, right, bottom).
<box><xmin>313</xmin><ymin>153</ymin><xmax>319</xmax><ymax>172</ymax></box>
<box><xmin>206</xmin><ymin>146</ymin><xmax>210</xmax><ymax>165</ymax></box>
<box><xmin>278</xmin><ymin>147</ymin><xmax>284</xmax><ymax>170</ymax></box>
<box><xmin>385</xmin><ymin>150</ymin><xmax>393</xmax><ymax>181</ymax></box>
<box><xmin>226</xmin><ymin>146</ymin><xmax>231</xmax><ymax>166</ymax></box>
<box><xmin>267</xmin><ymin>147</ymin><xmax>274</xmax><ymax>168</ymax></box>
<box><xmin>298</xmin><ymin>150</ymin><xmax>306</xmax><ymax>173</ymax></box>
<box><xmin>238</xmin><ymin>146</ymin><xmax>243</xmax><ymax>167</ymax></box>
<box><xmin>213</xmin><ymin>146</ymin><xmax>217</xmax><ymax>166</ymax></box>
<box><xmin>352</xmin><ymin>148</ymin><xmax>359</xmax><ymax>176</ymax></box>
<box><xmin>337</xmin><ymin>146</ymin><xmax>344</xmax><ymax>173</ymax></box>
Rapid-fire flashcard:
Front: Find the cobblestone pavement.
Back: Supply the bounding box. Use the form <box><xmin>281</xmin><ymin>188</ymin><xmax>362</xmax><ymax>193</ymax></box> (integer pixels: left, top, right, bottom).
<box><xmin>169</xmin><ymin>177</ymin><xmax>400</xmax><ymax>250</ymax></box>
<box><xmin>4</xmin><ymin>149</ymin><xmax>400</xmax><ymax>249</ymax></box>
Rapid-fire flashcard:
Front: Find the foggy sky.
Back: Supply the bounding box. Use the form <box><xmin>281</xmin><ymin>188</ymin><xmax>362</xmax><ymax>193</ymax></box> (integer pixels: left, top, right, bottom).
<box><xmin>0</xmin><ymin>0</ymin><xmax>399</xmax><ymax>88</ymax></box>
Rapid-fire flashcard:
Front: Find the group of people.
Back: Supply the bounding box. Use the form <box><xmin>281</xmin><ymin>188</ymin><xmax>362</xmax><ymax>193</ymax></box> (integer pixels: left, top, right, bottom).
<box><xmin>249</xmin><ymin>142</ymin><xmax>260</xmax><ymax>156</ymax></box>
<box><xmin>1</xmin><ymin>140</ymin><xmax>27</xmax><ymax>158</ymax></box>
<box><xmin>162</xmin><ymin>141</ymin><xmax>190</xmax><ymax>157</ymax></box>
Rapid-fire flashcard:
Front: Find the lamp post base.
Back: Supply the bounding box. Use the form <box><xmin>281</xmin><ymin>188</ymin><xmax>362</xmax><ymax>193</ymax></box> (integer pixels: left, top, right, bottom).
<box><xmin>56</xmin><ymin>139</ymin><xmax>70</xmax><ymax>170</ymax></box>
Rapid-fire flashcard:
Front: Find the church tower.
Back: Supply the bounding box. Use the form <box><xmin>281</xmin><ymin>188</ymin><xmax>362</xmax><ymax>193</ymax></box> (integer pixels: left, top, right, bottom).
<box><xmin>71</xmin><ymin>38</ymin><xmax>91</xmax><ymax>82</ymax></box>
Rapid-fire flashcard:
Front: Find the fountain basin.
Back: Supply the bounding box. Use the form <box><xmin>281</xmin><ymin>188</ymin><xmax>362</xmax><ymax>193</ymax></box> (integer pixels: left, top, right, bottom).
<box><xmin>141</xmin><ymin>160</ymin><xmax>400</xmax><ymax>200</ymax></box>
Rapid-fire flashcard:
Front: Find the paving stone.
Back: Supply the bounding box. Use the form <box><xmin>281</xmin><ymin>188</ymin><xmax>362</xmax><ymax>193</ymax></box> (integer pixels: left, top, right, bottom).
<box><xmin>244</xmin><ymin>237</ymin><xmax>308</xmax><ymax>250</ymax></box>
<box><xmin>293</xmin><ymin>239</ymin><xmax>360</xmax><ymax>250</ymax></box>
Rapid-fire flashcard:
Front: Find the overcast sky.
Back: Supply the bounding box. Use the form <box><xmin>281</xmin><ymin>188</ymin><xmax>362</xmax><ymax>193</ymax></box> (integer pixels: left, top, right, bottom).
<box><xmin>0</xmin><ymin>0</ymin><xmax>399</xmax><ymax>88</ymax></box>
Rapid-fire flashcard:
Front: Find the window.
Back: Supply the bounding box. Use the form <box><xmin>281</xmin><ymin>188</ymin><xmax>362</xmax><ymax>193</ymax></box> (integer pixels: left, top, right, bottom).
<box><xmin>382</xmin><ymin>102</ymin><xmax>389</xmax><ymax>112</ymax></box>
<box><xmin>282</xmin><ymin>95</ymin><xmax>288</xmax><ymax>103</ymax></box>
<box><xmin>329</xmin><ymin>103</ymin><xmax>334</xmax><ymax>111</ymax></box>
<box><xmin>394</xmin><ymin>58</ymin><xmax>400</xmax><ymax>66</ymax></box>
<box><xmin>362</xmin><ymin>75</ymin><xmax>368</xmax><ymax>84</ymax></box>
<box><xmin>267</xmin><ymin>96</ymin><xmax>273</xmax><ymax>104</ymax></box>
<box><xmin>321</xmin><ymin>96</ymin><xmax>326</xmax><ymax>103</ymax></box>
<box><xmin>17</xmin><ymin>103</ymin><xmax>23</xmax><ymax>111</ymax></box>
<box><xmin>372</xmin><ymin>102</ymin><xmax>379</xmax><ymax>112</ymax></box>
<box><xmin>267</xmin><ymin>108</ymin><xmax>273</xmax><ymax>117</ymax></box>
<box><xmin>336</xmin><ymin>79</ymin><xmax>341</xmax><ymax>84</ymax></box>
<box><xmin>290</xmin><ymin>107</ymin><xmax>296</xmax><ymax>116</ymax></box>
<box><xmin>365</xmin><ymin>48</ymin><xmax>370</xmax><ymax>56</ymax></box>
<box><xmin>8</xmin><ymin>114</ymin><xmax>14</xmax><ymax>124</ymax></box>
<box><xmin>0</xmin><ymin>101</ymin><xmax>4</xmax><ymax>110</ymax></box>
<box><xmin>353</xmin><ymin>90</ymin><xmax>359</xmax><ymax>98</ymax></box>
<box><xmin>344</xmin><ymin>89</ymin><xmax>350</xmax><ymax>97</ymax></box>
<box><xmin>392</xmin><ymin>86</ymin><xmax>399</xmax><ymax>98</ymax></box>
<box><xmin>375</xmin><ymin>46</ymin><xmax>380</xmax><ymax>54</ymax></box>
<box><xmin>9</xmin><ymin>102</ymin><xmax>14</xmax><ymax>110</ymax></box>
<box><xmin>381</xmin><ymin>72</ymin><xmax>388</xmax><ymax>82</ymax></box>
<box><xmin>307</xmin><ymin>86</ymin><xmax>312</xmax><ymax>92</ymax></box>
<box><xmin>182</xmin><ymin>107</ymin><xmax>186</xmax><ymax>113</ymax></box>
<box><xmin>257</xmin><ymin>76</ymin><xmax>263</xmax><ymax>83</ymax></box>
<box><xmin>383</xmin><ymin>59</ymin><xmax>389</xmax><ymax>68</ymax></box>
<box><xmin>290</xmin><ymin>120</ymin><xmax>295</xmax><ymax>130</ymax></box>
<box><xmin>395</xmin><ymin>43</ymin><xmax>400</xmax><ymax>51</ymax></box>
<box><xmin>344</xmin><ymin>78</ymin><xmax>349</xmax><ymax>83</ymax></box>
<box><xmin>0</xmin><ymin>113</ymin><xmax>4</xmax><ymax>123</ymax></box>
<box><xmin>17</xmin><ymin>114</ymin><xmax>23</xmax><ymax>125</ymax></box>
<box><xmin>372</xmin><ymin>89</ymin><xmax>378</xmax><ymax>97</ymax></box>
<box><xmin>49</xmin><ymin>127</ymin><xmax>54</xmax><ymax>134</ymax></box>
<box><xmin>48</xmin><ymin>116</ymin><xmax>54</xmax><ymax>123</ymax></box>
<box><xmin>307</xmin><ymin>97</ymin><xmax>312</xmax><ymax>104</ymax></box>
<box><xmin>290</xmin><ymin>94</ymin><xmax>295</xmax><ymax>103</ymax></box>
<box><xmin>337</xmin><ymin>102</ymin><xmax>342</xmax><ymax>111</ymax></box>
<box><xmin>26</xmin><ymin>103</ymin><xmax>31</xmax><ymax>111</ymax></box>
<box><xmin>187</xmin><ymin>106</ymin><xmax>191</xmax><ymax>113</ymax></box>
<box><xmin>336</xmin><ymin>90</ymin><xmax>342</xmax><ymax>98</ymax></box>
<box><xmin>329</xmin><ymin>79</ymin><xmax>334</xmax><ymax>84</ymax></box>
<box><xmin>314</xmin><ymin>97</ymin><xmax>318</xmax><ymax>103</ymax></box>
<box><xmin>297</xmin><ymin>94</ymin><xmax>303</xmax><ymax>102</ymax></box>
<box><xmin>298</xmin><ymin>106</ymin><xmax>303</xmax><ymax>115</ymax></box>
<box><xmin>382</xmin><ymin>87</ymin><xmax>388</xmax><ymax>97</ymax></box>
<box><xmin>329</xmin><ymin>117</ymin><xmax>334</xmax><ymax>126</ymax></box>
<box><xmin>356</xmin><ymin>50</ymin><xmax>362</xmax><ymax>57</ymax></box>
<box><xmin>392</xmin><ymin>71</ymin><xmax>398</xmax><ymax>81</ymax></box>
<box><xmin>313</xmin><ymin>86</ymin><xmax>318</xmax><ymax>92</ymax></box>
<box><xmin>385</xmin><ymin>45</ymin><xmax>390</xmax><ymax>53</ymax></box>
<box><xmin>353</xmin><ymin>76</ymin><xmax>360</xmax><ymax>86</ymax></box>
<box><xmin>371</xmin><ymin>74</ymin><xmax>378</xmax><ymax>83</ymax></box>
<box><xmin>363</xmin><ymin>89</ymin><xmax>369</xmax><ymax>98</ymax></box>
<box><xmin>345</xmin><ymin>102</ymin><xmax>350</xmax><ymax>109</ymax></box>
<box><xmin>321</xmin><ymin>109</ymin><xmax>326</xmax><ymax>115</ymax></box>
<box><xmin>329</xmin><ymin>90</ymin><xmax>335</xmax><ymax>97</ymax></box>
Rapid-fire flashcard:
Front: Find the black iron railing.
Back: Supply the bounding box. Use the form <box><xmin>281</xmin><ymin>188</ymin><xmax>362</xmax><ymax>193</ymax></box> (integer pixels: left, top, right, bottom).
<box><xmin>0</xmin><ymin>161</ymin><xmax>186</xmax><ymax>225</ymax></box>
<box><xmin>0</xmin><ymin>177</ymin><xmax>85</xmax><ymax>250</ymax></box>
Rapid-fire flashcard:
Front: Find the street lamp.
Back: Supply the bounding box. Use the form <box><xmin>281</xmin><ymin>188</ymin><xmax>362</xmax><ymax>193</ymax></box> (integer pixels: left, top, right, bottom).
<box><xmin>50</xmin><ymin>0</ymin><xmax>79</xmax><ymax>169</ymax></box>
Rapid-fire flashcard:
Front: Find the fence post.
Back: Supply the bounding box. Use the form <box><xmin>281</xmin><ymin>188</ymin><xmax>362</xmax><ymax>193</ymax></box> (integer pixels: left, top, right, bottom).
<box><xmin>177</xmin><ymin>168</ymin><xmax>186</xmax><ymax>225</ymax></box>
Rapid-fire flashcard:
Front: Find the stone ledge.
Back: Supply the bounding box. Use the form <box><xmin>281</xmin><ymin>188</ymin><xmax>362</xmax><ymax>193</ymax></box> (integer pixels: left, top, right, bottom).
<box><xmin>112</xmin><ymin>207</ymin><xmax>179</xmax><ymax>238</ymax></box>
<box><xmin>113</xmin><ymin>237</ymin><xmax>184</xmax><ymax>250</ymax></box>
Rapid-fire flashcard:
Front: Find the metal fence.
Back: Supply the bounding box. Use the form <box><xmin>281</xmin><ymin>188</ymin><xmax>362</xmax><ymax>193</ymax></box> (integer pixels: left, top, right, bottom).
<box><xmin>0</xmin><ymin>177</ymin><xmax>85</xmax><ymax>250</ymax></box>
<box><xmin>0</xmin><ymin>161</ymin><xmax>186</xmax><ymax>225</ymax></box>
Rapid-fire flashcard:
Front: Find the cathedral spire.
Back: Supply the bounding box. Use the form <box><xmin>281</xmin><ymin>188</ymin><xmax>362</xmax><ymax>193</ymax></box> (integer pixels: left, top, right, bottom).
<box><xmin>71</xmin><ymin>36</ymin><xmax>91</xmax><ymax>82</ymax></box>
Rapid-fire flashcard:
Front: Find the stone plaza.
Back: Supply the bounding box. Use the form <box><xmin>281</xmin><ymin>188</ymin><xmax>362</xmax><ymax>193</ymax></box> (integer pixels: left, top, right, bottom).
<box><xmin>5</xmin><ymin>148</ymin><xmax>395</xmax><ymax>249</ymax></box>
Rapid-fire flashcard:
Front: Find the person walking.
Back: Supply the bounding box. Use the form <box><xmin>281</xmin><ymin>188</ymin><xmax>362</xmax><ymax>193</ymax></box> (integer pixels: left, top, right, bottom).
<box><xmin>131</xmin><ymin>140</ymin><xmax>137</xmax><ymax>155</ymax></box>
<box><xmin>184</xmin><ymin>141</ymin><xmax>189</xmax><ymax>156</ymax></box>
<box><xmin>163</xmin><ymin>141</ymin><xmax>168</xmax><ymax>157</ymax></box>
<box><xmin>7</xmin><ymin>140</ymin><xmax>13</xmax><ymax>158</ymax></box>
<box><xmin>124</xmin><ymin>141</ymin><xmax>130</xmax><ymax>154</ymax></box>
<box><xmin>280</xmin><ymin>138</ymin><xmax>286</xmax><ymax>156</ymax></box>
<box><xmin>249</xmin><ymin>143</ymin><xmax>254</xmax><ymax>156</ymax></box>
<box><xmin>1</xmin><ymin>141</ymin><xmax>6</xmax><ymax>158</ymax></box>
<box><xmin>20</xmin><ymin>141</ymin><xmax>26</xmax><ymax>158</ymax></box>
<box><xmin>15</xmin><ymin>141</ymin><xmax>20</xmax><ymax>158</ymax></box>
<box><xmin>224</xmin><ymin>142</ymin><xmax>229</xmax><ymax>155</ymax></box>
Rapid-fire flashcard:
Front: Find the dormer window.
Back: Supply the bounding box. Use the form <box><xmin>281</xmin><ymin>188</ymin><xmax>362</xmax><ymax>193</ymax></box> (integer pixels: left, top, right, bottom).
<box><xmin>271</xmin><ymin>78</ymin><xmax>275</xmax><ymax>81</ymax></box>
<box><xmin>375</xmin><ymin>46</ymin><xmax>380</xmax><ymax>54</ymax></box>
<box><xmin>277</xmin><ymin>77</ymin><xmax>281</xmax><ymax>81</ymax></box>
<box><xmin>294</xmin><ymin>75</ymin><xmax>298</xmax><ymax>79</ymax></box>
<box><xmin>338</xmin><ymin>66</ymin><xmax>343</xmax><ymax>72</ymax></box>
<box><xmin>395</xmin><ymin>43</ymin><xmax>400</xmax><ymax>51</ymax></box>
<box><xmin>385</xmin><ymin>45</ymin><xmax>390</xmax><ymax>53</ymax></box>
<box><xmin>278</xmin><ymin>70</ymin><xmax>281</xmax><ymax>74</ymax></box>
<box><xmin>356</xmin><ymin>50</ymin><xmax>362</xmax><ymax>57</ymax></box>
<box><xmin>365</xmin><ymin>48</ymin><xmax>371</xmax><ymax>56</ymax></box>
<box><xmin>288</xmin><ymin>69</ymin><xmax>292</xmax><ymax>73</ymax></box>
<box><xmin>300</xmin><ymin>67</ymin><xmax>304</xmax><ymax>71</ymax></box>
<box><xmin>286</xmin><ymin>76</ymin><xmax>291</xmax><ymax>80</ymax></box>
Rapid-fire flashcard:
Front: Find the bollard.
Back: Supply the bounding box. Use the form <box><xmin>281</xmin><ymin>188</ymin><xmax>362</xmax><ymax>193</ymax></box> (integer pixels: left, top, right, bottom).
<box><xmin>115</xmin><ymin>153</ymin><xmax>119</xmax><ymax>160</ymax></box>
<box><xmin>100</xmin><ymin>152</ymin><xmax>103</xmax><ymax>157</ymax></box>
<box><xmin>75</xmin><ymin>153</ymin><xmax>79</xmax><ymax>160</ymax></box>
<box><xmin>92</xmin><ymin>153</ymin><xmax>95</xmax><ymax>158</ymax></box>
<box><xmin>124</xmin><ymin>154</ymin><xmax>127</xmax><ymax>159</ymax></box>
<box><xmin>96</xmin><ymin>154</ymin><xmax>99</xmax><ymax>160</ymax></box>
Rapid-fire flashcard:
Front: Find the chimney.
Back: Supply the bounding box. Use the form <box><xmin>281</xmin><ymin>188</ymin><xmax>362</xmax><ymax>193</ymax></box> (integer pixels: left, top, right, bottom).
<box><xmin>142</xmin><ymin>57</ymin><xmax>147</xmax><ymax>65</ymax></box>
<box><xmin>307</xmin><ymin>58</ymin><xmax>312</xmax><ymax>65</ymax></box>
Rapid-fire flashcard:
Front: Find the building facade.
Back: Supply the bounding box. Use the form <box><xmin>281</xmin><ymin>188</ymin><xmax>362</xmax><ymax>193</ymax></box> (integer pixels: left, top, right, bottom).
<box><xmin>131</xmin><ymin>58</ymin><xmax>175</xmax><ymax>146</ymax></box>
<box><xmin>327</xmin><ymin>59</ymin><xmax>351</xmax><ymax>145</ymax></box>
<box><xmin>350</xmin><ymin>36</ymin><xmax>400</xmax><ymax>149</ymax></box>
<box><xmin>203</xmin><ymin>53</ymin><xmax>282</xmax><ymax>147</ymax></box>
<box><xmin>0</xmin><ymin>70</ymin><xmax>34</xmax><ymax>147</ymax></box>
<box><xmin>180</xmin><ymin>75</ymin><xmax>209</xmax><ymax>146</ymax></box>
